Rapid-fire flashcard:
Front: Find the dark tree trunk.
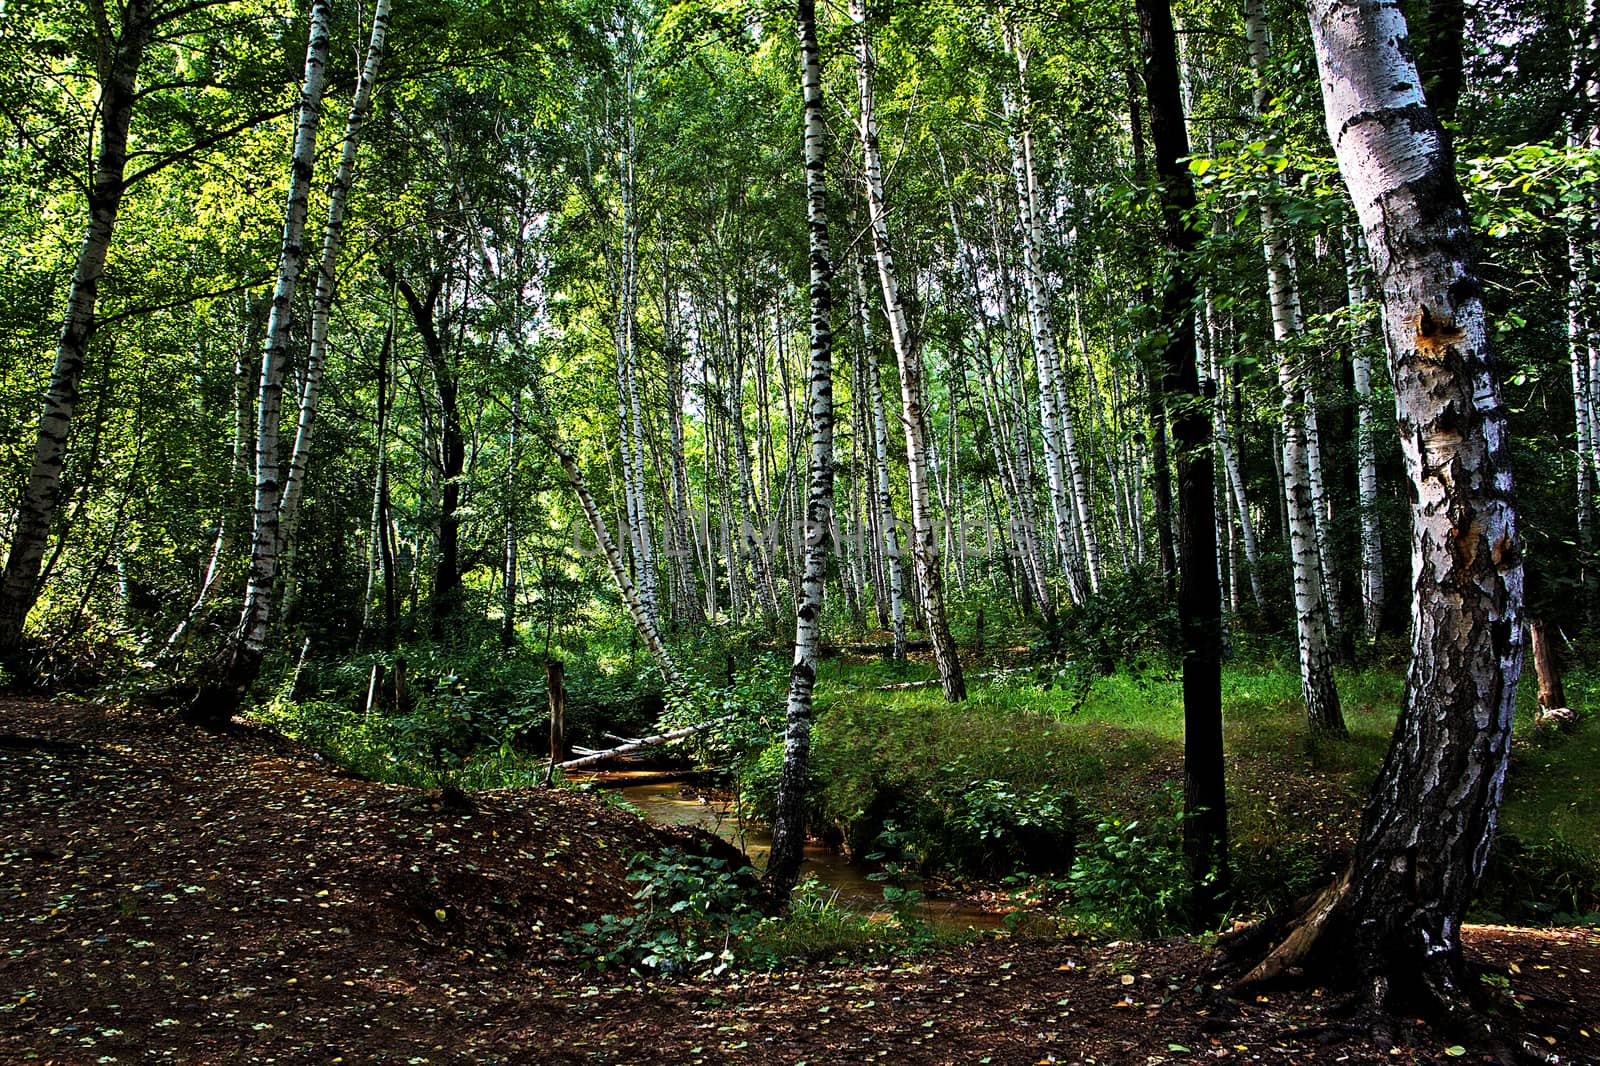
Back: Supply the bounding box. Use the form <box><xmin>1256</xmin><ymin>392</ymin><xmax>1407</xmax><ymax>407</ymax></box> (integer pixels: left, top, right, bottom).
<box><xmin>1136</xmin><ymin>0</ymin><xmax>1229</xmax><ymax>913</ymax></box>
<box><xmin>1418</xmin><ymin>0</ymin><xmax>1467</xmax><ymax>125</ymax></box>
<box><xmin>396</xmin><ymin>276</ymin><xmax>464</xmax><ymax>629</ymax></box>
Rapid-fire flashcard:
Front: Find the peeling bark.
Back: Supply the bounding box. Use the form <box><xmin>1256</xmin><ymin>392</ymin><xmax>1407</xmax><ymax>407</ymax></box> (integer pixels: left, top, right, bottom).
<box><xmin>1228</xmin><ymin>0</ymin><xmax>1525</xmax><ymax>1008</ymax></box>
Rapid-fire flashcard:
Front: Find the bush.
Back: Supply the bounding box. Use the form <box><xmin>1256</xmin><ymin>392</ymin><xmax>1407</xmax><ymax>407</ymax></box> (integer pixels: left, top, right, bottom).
<box><xmin>1067</xmin><ymin>798</ymin><xmax>1196</xmax><ymax>936</ymax></box>
<box><xmin>1030</xmin><ymin>564</ymin><xmax>1178</xmax><ymax>709</ymax></box>
<box><xmin>1475</xmin><ymin>834</ymin><xmax>1600</xmax><ymax>926</ymax></box>
<box><xmin>565</xmin><ymin>849</ymin><xmax>763</xmax><ymax>976</ymax></box>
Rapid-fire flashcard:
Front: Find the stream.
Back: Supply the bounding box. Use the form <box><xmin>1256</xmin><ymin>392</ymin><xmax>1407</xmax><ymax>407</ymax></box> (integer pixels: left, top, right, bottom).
<box><xmin>580</xmin><ymin>771</ymin><xmax>1004</xmax><ymax>930</ymax></box>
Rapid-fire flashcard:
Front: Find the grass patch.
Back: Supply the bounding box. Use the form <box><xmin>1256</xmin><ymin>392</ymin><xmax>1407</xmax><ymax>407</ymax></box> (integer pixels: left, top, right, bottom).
<box><xmin>801</xmin><ymin>652</ymin><xmax>1597</xmax><ymax>925</ymax></box>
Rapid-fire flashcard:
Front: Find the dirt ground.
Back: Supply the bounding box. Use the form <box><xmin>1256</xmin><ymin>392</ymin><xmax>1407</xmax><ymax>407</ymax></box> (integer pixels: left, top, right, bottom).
<box><xmin>2</xmin><ymin>697</ymin><xmax>1596</xmax><ymax>1065</ymax></box>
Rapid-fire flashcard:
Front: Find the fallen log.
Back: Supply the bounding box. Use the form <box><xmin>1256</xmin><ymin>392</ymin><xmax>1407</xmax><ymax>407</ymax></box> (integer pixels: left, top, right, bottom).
<box><xmin>821</xmin><ymin>638</ymin><xmax>933</xmax><ymax>657</ymax></box>
<box><xmin>555</xmin><ymin>715</ymin><xmax>732</xmax><ymax>771</ymax></box>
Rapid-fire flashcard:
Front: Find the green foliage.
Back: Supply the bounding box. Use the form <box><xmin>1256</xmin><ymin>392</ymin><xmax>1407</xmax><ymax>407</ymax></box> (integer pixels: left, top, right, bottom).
<box><xmin>1475</xmin><ymin>834</ymin><xmax>1600</xmax><ymax>927</ymax></box>
<box><xmin>863</xmin><ymin>820</ymin><xmax>929</xmax><ymax>932</ymax></box>
<box><xmin>1030</xmin><ymin>565</ymin><xmax>1178</xmax><ymax>708</ymax></box>
<box><xmin>566</xmin><ymin>849</ymin><xmax>762</xmax><ymax>977</ymax></box>
<box><xmin>660</xmin><ymin>654</ymin><xmax>788</xmax><ymax>769</ymax></box>
<box><xmin>1067</xmin><ymin>800</ymin><xmax>1195</xmax><ymax>937</ymax></box>
<box><xmin>737</xmin><ymin>877</ymin><xmax>882</xmax><ymax>963</ymax></box>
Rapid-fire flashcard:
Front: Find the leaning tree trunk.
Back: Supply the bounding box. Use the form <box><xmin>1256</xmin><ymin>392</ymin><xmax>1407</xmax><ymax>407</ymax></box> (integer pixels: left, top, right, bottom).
<box><xmin>853</xmin><ymin>0</ymin><xmax>964</xmax><ymax>700</ymax></box>
<box><xmin>195</xmin><ymin>0</ymin><xmax>332</xmax><ymax>722</ymax></box>
<box><xmin>160</xmin><ymin>295</ymin><xmax>261</xmax><ymax>664</ymax></box>
<box><xmin>276</xmin><ymin>0</ymin><xmax>392</xmax><ymax>584</ymax></box>
<box><xmin>767</xmin><ymin>0</ymin><xmax>835</xmax><ymax>896</ymax></box>
<box><xmin>854</xmin><ymin>252</ymin><xmax>908</xmax><ymax>658</ymax></box>
<box><xmin>538</xmin><ymin>417</ymin><xmax>686</xmax><ymax>692</ymax></box>
<box><xmin>1229</xmin><ymin>0</ymin><xmax>1525</xmax><ymax>1014</ymax></box>
<box><xmin>1244</xmin><ymin>0</ymin><xmax>1345</xmax><ymax>735</ymax></box>
<box><xmin>0</xmin><ymin>0</ymin><xmax>155</xmax><ymax>655</ymax></box>
<box><xmin>1137</xmin><ymin>0</ymin><xmax>1229</xmax><ymax>912</ymax></box>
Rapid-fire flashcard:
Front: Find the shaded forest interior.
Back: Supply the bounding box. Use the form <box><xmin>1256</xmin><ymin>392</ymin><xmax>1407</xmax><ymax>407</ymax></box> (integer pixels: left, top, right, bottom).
<box><xmin>2</xmin><ymin>0</ymin><xmax>1599</xmax><ymax>1059</ymax></box>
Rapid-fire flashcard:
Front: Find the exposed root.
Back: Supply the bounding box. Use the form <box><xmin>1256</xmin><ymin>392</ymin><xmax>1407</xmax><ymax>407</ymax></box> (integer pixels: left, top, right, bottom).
<box><xmin>1233</xmin><ymin>865</ymin><xmax>1353</xmax><ymax>990</ymax></box>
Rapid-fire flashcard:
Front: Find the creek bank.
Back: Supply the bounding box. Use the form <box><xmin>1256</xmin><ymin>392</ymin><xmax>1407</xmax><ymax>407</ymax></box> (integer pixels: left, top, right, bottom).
<box><xmin>571</xmin><ymin>766</ymin><xmax>1010</xmax><ymax>929</ymax></box>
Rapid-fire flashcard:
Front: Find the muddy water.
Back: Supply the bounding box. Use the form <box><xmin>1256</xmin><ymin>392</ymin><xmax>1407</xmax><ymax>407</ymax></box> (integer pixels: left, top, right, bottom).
<box><xmin>582</xmin><ymin>772</ymin><xmax>1002</xmax><ymax>930</ymax></box>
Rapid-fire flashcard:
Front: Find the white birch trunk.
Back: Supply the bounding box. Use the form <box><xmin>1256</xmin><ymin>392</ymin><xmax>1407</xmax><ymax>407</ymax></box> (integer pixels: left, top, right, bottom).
<box><xmin>1570</xmin><ymin>0</ymin><xmax>1600</xmax><ymax>600</ymax></box>
<box><xmin>854</xmin><ymin>251</ymin><xmax>908</xmax><ymax>657</ymax></box>
<box><xmin>1344</xmin><ymin>225</ymin><xmax>1387</xmax><ymax>642</ymax></box>
<box><xmin>542</xmin><ymin>423</ymin><xmax>685</xmax><ymax>690</ymax></box>
<box><xmin>853</xmin><ymin>0</ymin><xmax>964</xmax><ymax>699</ymax></box>
<box><xmin>768</xmin><ymin>0</ymin><xmax>835</xmax><ymax>891</ymax></box>
<box><xmin>1272</xmin><ymin>0</ymin><xmax>1526</xmax><ymax>997</ymax></box>
<box><xmin>0</xmin><ymin>0</ymin><xmax>156</xmax><ymax>652</ymax></box>
<box><xmin>160</xmin><ymin>297</ymin><xmax>261</xmax><ymax>662</ymax></box>
<box><xmin>1000</xmin><ymin>44</ymin><xmax>1099</xmax><ymax>598</ymax></box>
<box><xmin>1244</xmin><ymin>0</ymin><xmax>1344</xmax><ymax>733</ymax></box>
<box><xmin>276</xmin><ymin>0</ymin><xmax>391</xmax><ymax>554</ymax></box>
<box><xmin>204</xmin><ymin>0</ymin><xmax>333</xmax><ymax>715</ymax></box>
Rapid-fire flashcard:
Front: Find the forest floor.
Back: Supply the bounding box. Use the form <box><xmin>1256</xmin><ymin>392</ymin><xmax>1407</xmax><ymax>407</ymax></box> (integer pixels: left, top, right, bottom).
<box><xmin>2</xmin><ymin>696</ymin><xmax>1597</xmax><ymax>1066</ymax></box>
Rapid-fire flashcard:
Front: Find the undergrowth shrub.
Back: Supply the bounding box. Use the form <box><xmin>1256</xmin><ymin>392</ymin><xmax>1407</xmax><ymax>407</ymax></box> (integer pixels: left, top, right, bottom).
<box><xmin>1066</xmin><ymin>797</ymin><xmax>1196</xmax><ymax>936</ymax></box>
<box><xmin>565</xmin><ymin>849</ymin><xmax>762</xmax><ymax>977</ymax></box>
<box><xmin>1475</xmin><ymin>834</ymin><xmax>1600</xmax><ymax>926</ymax></box>
<box><xmin>1030</xmin><ymin>564</ymin><xmax>1177</xmax><ymax>708</ymax></box>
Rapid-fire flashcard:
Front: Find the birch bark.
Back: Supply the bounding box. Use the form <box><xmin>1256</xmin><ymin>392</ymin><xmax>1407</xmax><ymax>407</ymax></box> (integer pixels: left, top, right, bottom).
<box><xmin>277</xmin><ymin>0</ymin><xmax>392</xmax><ymax>555</ymax></box>
<box><xmin>197</xmin><ymin>0</ymin><xmax>332</xmax><ymax>720</ymax></box>
<box><xmin>852</xmin><ymin>0</ymin><xmax>964</xmax><ymax>699</ymax></box>
<box><xmin>0</xmin><ymin>0</ymin><xmax>156</xmax><ymax>653</ymax></box>
<box><xmin>1344</xmin><ymin>225</ymin><xmax>1386</xmax><ymax>642</ymax></box>
<box><xmin>854</xmin><ymin>252</ymin><xmax>908</xmax><ymax>658</ymax></box>
<box><xmin>768</xmin><ymin>0</ymin><xmax>835</xmax><ymax>893</ymax></box>
<box><xmin>1234</xmin><ymin>0</ymin><xmax>1525</xmax><ymax>1003</ymax></box>
<box><xmin>1244</xmin><ymin>0</ymin><xmax>1345</xmax><ymax>733</ymax></box>
<box><xmin>1001</xmin><ymin>39</ymin><xmax>1099</xmax><ymax>597</ymax></box>
<box><xmin>1569</xmin><ymin>0</ymin><xmax>1599</xmax><ymax>609</ymax></box>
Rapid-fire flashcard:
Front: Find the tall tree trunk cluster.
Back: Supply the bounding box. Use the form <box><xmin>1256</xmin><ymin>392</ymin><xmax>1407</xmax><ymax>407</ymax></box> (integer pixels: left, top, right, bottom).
<box><xmin>195</xmin><ymin>0</ymin><xmax>390</xmax><ymax>719</ymax></box>
<box><xmin>1228</xmin><ymin>0</ymin><xmax>1525</xmax><ymax>1010</ymax></box>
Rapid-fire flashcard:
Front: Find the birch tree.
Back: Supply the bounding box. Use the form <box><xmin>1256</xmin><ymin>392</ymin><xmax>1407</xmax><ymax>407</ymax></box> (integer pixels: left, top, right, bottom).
<box><xmin>195</xmin><ymin>0</ymin><xmax>333</xmax><ymax>722</ymax></box>
<box><xmin>852</xmin><ymin>251</ymin><xmax>908</xmax><ymax>658</ymax></box>
<box><xmin>1226</xmin><ymin>0</ymin><xmax>1525</xmax><ymax>1012</ymax></box>
<box><xmin>1244</xmin><ymin>0</ymin><xmax>1345</xmax><ymax>734</ymax></box>
<box><xmin>768</xmin><ymin>0</ymin><xmax>835</xmax><ymax>894</ymax></box>
<box><xmin>1344</xmin><ymin>225</ymin><xmax>1386</xmax><ymax>642</ymax></box>
<box><xmin>276</xmin><ymin>0</ymin><xmax>394</xmax><ymax>572</ymax></box>
<box><xmin>1002</xmin><ymin>33</ymin><xmax>1100</xmax><ymax>600</ymax></box>
<box><xmin>0</xmin><ymin>0</ymin><xmax>156</xmax><ymax>655</ymax></box>
<box><xmin>852</xmin><ymin>0</ymin><xmax>964</xmax><ymax>700</ymax></box>
<box><xmin>1569</xmin><ymin>0</ymin><xmax>1599</xmax><ymax>602</ymax></box>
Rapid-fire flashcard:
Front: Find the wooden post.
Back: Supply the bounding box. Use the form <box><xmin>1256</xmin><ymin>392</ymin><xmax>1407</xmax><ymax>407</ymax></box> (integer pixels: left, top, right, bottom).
<box><xmin>543</xmin><ymin>658</ymin><xmax>566</xmax><ymax>786</ymax></box>
<box><xmin>364</xmin><ymin>661</ymin><xmax>386</xmax><ymax>715</ymax></box>
<box><xmin>973</xmin><ymin>607</ymin><xmax>985</xmax><ymax>654</ymax></box>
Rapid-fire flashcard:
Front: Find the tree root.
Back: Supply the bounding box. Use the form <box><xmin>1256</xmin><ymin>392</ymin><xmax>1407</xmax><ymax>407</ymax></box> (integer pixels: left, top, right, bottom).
<box><xmin>1211</xmin><ymin>868</ymin><xmax>1565</xmax><ymax>1066</ymax></box>
<box><xmin>1211</xmin><ymin>865</ymin><xmax>1353</xmax><ymax>992</ymax></box>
